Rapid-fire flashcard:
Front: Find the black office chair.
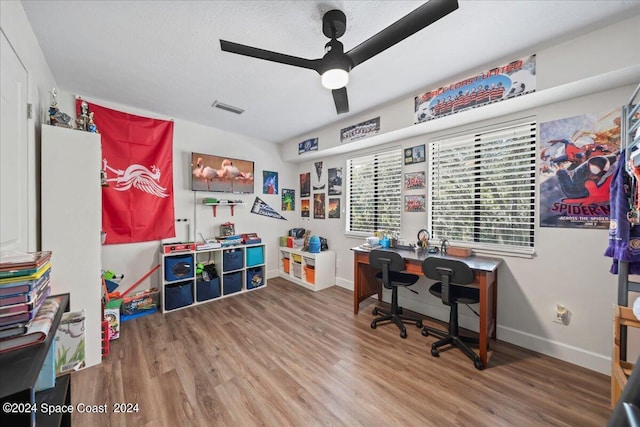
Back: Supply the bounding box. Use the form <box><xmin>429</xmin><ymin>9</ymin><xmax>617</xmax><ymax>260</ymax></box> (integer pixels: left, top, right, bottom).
<box><xmin>369</xmin><ymin>249</ymin><xmax>423</xmax><ymax>338</ymax></box>
<box><xmin>421</xmin><ymin>256</ymin><xmax>484</xmax><ymax>370</ymax></box>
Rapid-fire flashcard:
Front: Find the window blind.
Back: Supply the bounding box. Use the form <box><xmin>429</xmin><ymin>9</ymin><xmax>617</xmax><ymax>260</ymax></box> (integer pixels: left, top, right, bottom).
<box><xmin>428</xmin><ymin>121</ymin><xmax>536</xmax><ymax>253</ymax></box>
<box><xmin>346</xmin><ymin>148</ymin><xmax>403</xmax><ymax>235</ymax></box>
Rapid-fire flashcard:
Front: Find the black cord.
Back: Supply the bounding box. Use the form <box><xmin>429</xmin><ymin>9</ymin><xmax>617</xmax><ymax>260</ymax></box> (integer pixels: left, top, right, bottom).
<box><xmin>466</xmin><ymin>304</ymin><xmax>480</xmax><ymax>317</ymax></box>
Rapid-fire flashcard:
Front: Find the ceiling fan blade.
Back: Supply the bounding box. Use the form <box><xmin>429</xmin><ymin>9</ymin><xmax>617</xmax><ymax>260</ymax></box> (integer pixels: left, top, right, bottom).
<box><xmin>346</xmin><ymin>0</ymin><xmax>459</xmax><ymax>68</ymax></box>
<box><xmin>220</xmin><ymin>40</ymin><xmax>320</xmax><ymax>71</ymax></box>
<box><xmin>332</xmin><ymin>87</ymin><xmax>349</xmax><ymax>114</ymax></box>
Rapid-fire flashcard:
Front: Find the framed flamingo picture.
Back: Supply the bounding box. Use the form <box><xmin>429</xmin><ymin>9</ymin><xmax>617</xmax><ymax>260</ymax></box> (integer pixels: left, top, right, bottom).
<box><xmin>191</xmin><ymin>152</ymin><xmax>254</xmax><ymax>193</ymax></box>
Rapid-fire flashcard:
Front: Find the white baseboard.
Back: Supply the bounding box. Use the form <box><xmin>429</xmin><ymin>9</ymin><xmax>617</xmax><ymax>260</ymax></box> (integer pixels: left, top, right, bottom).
<box><xmin>497</xmin><ymin>325</ymin><xmax>610</xmax><ymax>375</ymax></box>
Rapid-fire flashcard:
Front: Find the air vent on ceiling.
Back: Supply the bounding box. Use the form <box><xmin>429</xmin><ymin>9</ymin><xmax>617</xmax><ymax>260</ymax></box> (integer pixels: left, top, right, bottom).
<box><xmin>211</xmin><ymin>100</ymin><xmax>244</xmax><ymax>115</ymax></box>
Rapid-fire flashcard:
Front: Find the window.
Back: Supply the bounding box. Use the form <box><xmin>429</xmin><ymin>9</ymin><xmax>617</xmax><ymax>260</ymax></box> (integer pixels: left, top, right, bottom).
<box><xmin>428</xmin><ymin>121</ymin><xmax>536</xmax><ymax>254</ymax></box>
<box><xmin>346</xmin><ymin>148</ymin><xmax>403</xmax><ymax>235</ymax></box>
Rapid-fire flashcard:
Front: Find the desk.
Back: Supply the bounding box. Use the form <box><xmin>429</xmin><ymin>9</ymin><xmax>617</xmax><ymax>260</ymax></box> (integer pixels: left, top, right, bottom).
<box><xmin>352</xmin><ymin>247</ymin><xmax>501</xmax><ymax>367</ymax></box>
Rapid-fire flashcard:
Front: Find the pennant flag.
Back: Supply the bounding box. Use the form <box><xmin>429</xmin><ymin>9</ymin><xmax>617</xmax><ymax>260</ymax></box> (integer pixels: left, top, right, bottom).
<box><xmin>77</xmin><ymin>100</ymin><xmax>175</xmax><ymax>244</ymax></box>
<box><xmin>251</xmin><ymin>197</ymin><xmax>286</xmax><ymax>220</ymax></box>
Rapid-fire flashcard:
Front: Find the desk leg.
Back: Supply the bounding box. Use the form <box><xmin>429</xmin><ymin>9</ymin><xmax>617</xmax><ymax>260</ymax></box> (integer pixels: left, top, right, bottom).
<box><xmin>477</xmin><ymin>270</ymin><xmax>497</xmax><ymax>368</ymax></box>
<box><xmin>353</xmin><ymin>255</ymin><xmax>381</xmax><ymax>314</ymax></box>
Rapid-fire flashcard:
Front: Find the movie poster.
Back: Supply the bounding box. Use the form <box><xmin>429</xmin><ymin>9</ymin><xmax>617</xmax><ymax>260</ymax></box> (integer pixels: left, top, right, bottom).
<box><xmin>539</xmin><ymin>109</ymin><xmax>621</xmax><ymax>228</ymax></box>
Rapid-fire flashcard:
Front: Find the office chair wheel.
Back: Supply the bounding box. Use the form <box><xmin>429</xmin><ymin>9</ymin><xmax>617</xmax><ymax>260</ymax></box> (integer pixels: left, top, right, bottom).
<box><xmin>474</xmin><ymin>357</ymin><xmax>484</xmax><ymax>370</ymax></box>
<box><xmin>416</xmin><ymin>320</ymin><xmax>423</xmax><ymax>328</ymax></box>
<box><xmin>372</xmin><ymin>308</ymin><xmax>378</xmax><ymax>315</ymax></box>
<box><xmin>421</xmin><ymin>328</ymin><xmax>429</xmax><ymax>337</ymax></box>
<box><xmin>371</xmin><ymin>321</ymin><xmax>377</xmax><ymax>329</ymax></box>
<box><xmin>431</xmin><ymin>346</ymin><xmax>440</xmax><ymax>357</ymax></box>
<box><xmin>400</xmin><ymin>330</ymin><xmax>407</xmax><ymax>339</ymax></box>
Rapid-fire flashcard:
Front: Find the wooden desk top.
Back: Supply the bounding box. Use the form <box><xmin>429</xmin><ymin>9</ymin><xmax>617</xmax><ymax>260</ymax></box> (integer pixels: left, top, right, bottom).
<box><xmin>351</xmin><ymin>246</ymin><xmax>502</xmax><ymax>272</ymax></box>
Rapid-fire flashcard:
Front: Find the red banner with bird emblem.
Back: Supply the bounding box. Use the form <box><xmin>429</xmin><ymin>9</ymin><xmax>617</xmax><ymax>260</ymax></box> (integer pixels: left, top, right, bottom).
<box><xmin>76</xmin><ymin>100</ymin><xmax>175</xmax><ymax>244</ymax></box>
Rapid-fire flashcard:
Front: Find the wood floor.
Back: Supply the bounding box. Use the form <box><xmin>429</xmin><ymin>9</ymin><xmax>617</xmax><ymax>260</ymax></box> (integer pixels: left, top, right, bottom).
<box><xmin>71</xmin><ymin>277</ymin><xmax>612</xmax><ymax>426</ymax></box>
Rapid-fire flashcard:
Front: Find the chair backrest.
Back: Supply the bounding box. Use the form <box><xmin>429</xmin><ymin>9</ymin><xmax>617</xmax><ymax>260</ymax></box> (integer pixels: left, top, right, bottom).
<box><xmin>369</xmin><ymin>250</ymin><xmax>405</xmax><ymax>288</ymax></box>
<box><xmin>422</xmin><ymin>257</ymin><xmax>474</xmax><ymax>303</ymax></box>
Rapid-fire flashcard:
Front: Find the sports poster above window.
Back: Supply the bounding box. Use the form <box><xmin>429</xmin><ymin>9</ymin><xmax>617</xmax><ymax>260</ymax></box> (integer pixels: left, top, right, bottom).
<box><xmin>340</xmin><ymin>117</ymin><xmax>380</xmax><ymax>143</ymax></box>
<box><xmin>539</xmin><ymin>109</ymin><xmax>621</xmax><ymax>229</ymax></box>
<box><xmin>298</xmin><ymin>137</ymin><xmax>318</xmax><ymax>155</ymax></box>
<box><xmin>414</xmin><ymin>54</ymin><xmax>536</xmax><ymax>124</ymax></box>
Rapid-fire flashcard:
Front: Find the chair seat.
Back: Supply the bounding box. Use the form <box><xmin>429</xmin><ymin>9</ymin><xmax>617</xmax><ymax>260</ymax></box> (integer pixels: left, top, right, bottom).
<box><xmin>375</xmin><ymin>271</ymin><xmax>420</xmax><ymax>287</ymax></box>
<box><xmin>429</xmin><ymin>282</ymin><xmax>479</xmax><ymax>305</ymax></box>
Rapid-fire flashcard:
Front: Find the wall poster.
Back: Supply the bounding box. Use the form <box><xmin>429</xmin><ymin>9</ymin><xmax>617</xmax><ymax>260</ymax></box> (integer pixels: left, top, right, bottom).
<box><xmin>414</xmin><ymin>55</ymin><xmax>536</xmax><ymax>124</ymax></box>
<box><xmin>282</xmin><ymin>189</ymin><xmax>295</xmax><ymax>211</ymax></box>
<box><xmin>301</xmin><ymin>199</ymin><xmax>310</xmax><ymax>218</ymax></box>
<box><xmin>328</xmin><ymin>167</ymin><xmax>342</xmax><ymax>195</ymax></box>
<box><xmin>328</xmin><ymin>198</ymin><xmax>340</xmax><ymax>219</ymax></box>
<box><xmin>300</xmin><ymin>172</ymin><xmax>310</xmax><ymax>197</ymax></box>
<box><xmin>314</xmin><ymin>193</ymin><xmax>325</xmax><ymax>219</ymax></box>
<box><xmin>539</xmin><ymin>109</ymin><xmax>621</xmax><ymax>228</ymax></box>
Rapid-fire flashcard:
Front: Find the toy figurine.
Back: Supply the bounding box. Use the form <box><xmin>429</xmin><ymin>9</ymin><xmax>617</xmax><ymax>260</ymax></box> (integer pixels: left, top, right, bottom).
<box><xmin>88</xmin><ymin>111</ymin><xmax>99</xmax><ymax>133</ymax></box>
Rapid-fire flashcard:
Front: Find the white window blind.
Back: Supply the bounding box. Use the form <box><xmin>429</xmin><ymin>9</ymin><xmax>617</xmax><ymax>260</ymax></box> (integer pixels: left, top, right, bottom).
<box><xmin>346</xmin><ymin>148</ymin><xmax>403</xmax><ymax>235</ymax></box>
<box><xmin>428</xmin><ymin>121</ymin><xmax>536</xmax><ymax>254</ymax></box>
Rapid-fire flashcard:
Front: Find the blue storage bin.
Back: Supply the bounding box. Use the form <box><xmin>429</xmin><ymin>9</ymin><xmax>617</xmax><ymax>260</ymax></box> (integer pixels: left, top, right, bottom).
<box><xmin>164</xmin><ymin>254</ymin><xmax>194</xmax><ymax>281</ymax></box>
<box><xmin>223</xmin><ymin>249</ymin><xmax>243</xmax><ymax>272</ymax></box>
<box><xmin>246</xmin><ymin>246</ymin><xmax>264</xmax><ymax>267</ymax></box>
<box><xmin>223</xmin><ymin>272</ymin><xmax>242</xmax><ymax>295</ymax></box>
<box><xmin>164</xmin><ymin>281</ymin><xmax>193</xmax><ymax>310</ymax></box>
<box><xmin>196</xmin><ymin>277</ymin><xmax>220</xmax><ymax>302</ymax></box>
<box><xmin>246</xmin><ymin>267</ymin><xmax>264</xmax><ymax>289</ymax></box>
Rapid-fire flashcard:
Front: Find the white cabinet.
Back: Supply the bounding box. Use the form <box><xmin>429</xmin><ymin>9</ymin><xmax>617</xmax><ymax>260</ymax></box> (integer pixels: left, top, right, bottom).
<box><xmin>41</xmin><ymin>125</ymin><xmax>102</xmax><ymax>369</ymax></box>
<box><xmin>278</xmin><ymin>247</ymin><xmax>335</xmax><ymax>291</ymax></box>
<box><xmin>160</xmin><ymin>243</ymin><xmax>266</xmax><ymax>313</ymax></box>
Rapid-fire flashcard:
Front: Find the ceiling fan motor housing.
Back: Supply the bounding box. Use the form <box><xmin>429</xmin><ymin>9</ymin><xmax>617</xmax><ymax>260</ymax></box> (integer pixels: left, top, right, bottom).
<box><xmin>322</xmin><ymin>9</ymin><xmax>347</xmax><ymax>39</ymax></box>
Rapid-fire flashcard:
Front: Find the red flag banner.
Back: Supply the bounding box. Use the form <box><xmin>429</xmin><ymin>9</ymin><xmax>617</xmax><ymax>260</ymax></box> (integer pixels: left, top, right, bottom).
<box><xmin>76</xmin><ymin>100</ymin><xmax>175</xmax><ymax>244</ymax></box>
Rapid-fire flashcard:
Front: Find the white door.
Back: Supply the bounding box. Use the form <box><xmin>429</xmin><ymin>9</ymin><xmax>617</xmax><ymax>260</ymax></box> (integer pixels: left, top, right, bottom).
<box><xmin>0</xmin><ymin>31</ymin><xmax>29</xmax><ymax>252</ymax></box>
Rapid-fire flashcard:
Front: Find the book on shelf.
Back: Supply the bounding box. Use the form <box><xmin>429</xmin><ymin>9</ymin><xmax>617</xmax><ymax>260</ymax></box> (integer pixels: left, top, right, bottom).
<box><xmin>0</xmin><ymin>284</ymin><xmax>51</xmax><ymax>328</ymax></box>
<box><xmin>0</xmin><ymin>251</ymin><xmax>51</xmax><ymax>278</ymax></box>
<box><xmin>0</xmin><ymin>282</ymin><xmax>51</xmax><ymax>317</ymax></box>
<box><xmin>0</xmin><ymin>262</ymin><xmax>51</xmax><ymax>289</ymax></box>
<box><xmin>35</xmin><ymin>339</ymin><xmax>56</xmax><ymax>391</ymax></box>
<box><xmin>0</xmin><ymin>296</ymin><xmax>61</xmax><ymax>354</ymax></box>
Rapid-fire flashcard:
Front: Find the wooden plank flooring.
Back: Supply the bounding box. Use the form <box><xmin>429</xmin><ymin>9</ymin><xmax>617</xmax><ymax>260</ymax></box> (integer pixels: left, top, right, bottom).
<box><xmin>71</xmin><ymin>278</ymin><xmax>612</xmax><ymax>426</ymax></box>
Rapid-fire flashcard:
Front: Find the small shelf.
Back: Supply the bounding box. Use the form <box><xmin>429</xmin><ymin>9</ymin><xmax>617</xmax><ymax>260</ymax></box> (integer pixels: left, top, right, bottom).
<box><xmin>160</xmin><ymin>243</ymin><xmax>266</xmax><ymax>313</ymax></box>
<box><xmin>278</xmin><ymin>246</ymin><xmax>335</xmax><ymax>291</ymax></box>
<box><xmin>202</xmin><ymin>201</ymin><xmax>243</xmax><ymax>217</ymax></box>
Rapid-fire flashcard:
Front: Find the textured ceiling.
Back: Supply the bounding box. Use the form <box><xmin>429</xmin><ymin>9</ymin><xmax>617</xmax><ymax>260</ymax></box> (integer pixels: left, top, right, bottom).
<box><xmin>21</xmin><ymin>0</ymin><xmax>640</xmax><ymax>143</ymax></box>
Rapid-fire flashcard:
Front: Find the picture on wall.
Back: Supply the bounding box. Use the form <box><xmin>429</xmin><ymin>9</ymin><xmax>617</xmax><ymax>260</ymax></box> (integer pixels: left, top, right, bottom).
<box><xmin>404</xmin><ymin>145</ymin><xmax>425</xmax><ymax>165</ymax></box>
<box><xmin>282</xmin><ymin>189</ymin><xmax>295</xmax><ymax>211</ymax></box>
<box><xmin>301</xmin><ymin>199</ymin><xmax>310</xmax><ymax>218</ymax></box>
<box><xmin>300</xmin><ymin>172</ymin><xmax>310</xmax><ymax>197</ymax></box>
<box><xmin>298</xmin><ymin>137</ymin><xmax>318</xmax><ymax>155</ymax></box>
<box><xmin>191</xmin><ymin>152</ymin><xmax>254</xmax><ymax>194</ymax></box>
<box><xmin>262</xmin><ymin>170</ymin><xmax>278</xmax><ymax>194</ymax></box>
<box><xmin>328</xmin><ymin>198</ymin><xmax>341</xmax><ymax>219</ymax></box>
<box><xmin>328</xmin><ymin>167</ymin><xmax>343</xmax><ymax>195</ymax></box>
<box><xmin>405</xmin><ymin>195</ymin><xmax>426</xmax><ymax>212</ymax></box>
<box><xmin>539</xmin><ymin>109</ymin><xmax>621</xmax><ymax>229</ymax></box>
<box><xmin>340</xmin><ymin>117</ymin><xmax>380</xmax><ymax>143</ymax></box>
<box><xmin>313</xmin><ymin>161</ymin><xmax>325</xmax><ymax>190</ymax></box>
<box><xmin>314</xmin><ymin>193</ymin><xmax>325</xmax><ymax>219</ymax></box>
<box><xmin>404</xmin><ymin>171</ymin><xmax>426</xmax><ymax>189</ymax></box>
<box><xmin>414</xmin><ymin>54</ymin><xmax>537</xmax><ymax>124</ymax></box>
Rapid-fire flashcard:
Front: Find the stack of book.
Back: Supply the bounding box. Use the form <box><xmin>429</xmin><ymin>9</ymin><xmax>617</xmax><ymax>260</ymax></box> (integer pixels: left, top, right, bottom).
<box><xmin>0</xmin><ymin>251</ymin><xmax>53</xmax><ymax>348</ymax></box>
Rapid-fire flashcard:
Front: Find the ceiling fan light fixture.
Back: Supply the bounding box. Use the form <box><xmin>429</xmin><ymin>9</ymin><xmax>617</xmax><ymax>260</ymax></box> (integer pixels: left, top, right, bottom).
<box><xmin>321</xmin><ymin>68</ymin><xmax>349</xmax><ymax>89</ymax></box>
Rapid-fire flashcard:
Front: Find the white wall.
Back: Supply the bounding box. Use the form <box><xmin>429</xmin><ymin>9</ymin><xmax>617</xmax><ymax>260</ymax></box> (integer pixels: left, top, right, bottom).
<box><xmin>279</xmin><ymin>15</ymin><xmax>640</xmax><ymax>374</ymax></box>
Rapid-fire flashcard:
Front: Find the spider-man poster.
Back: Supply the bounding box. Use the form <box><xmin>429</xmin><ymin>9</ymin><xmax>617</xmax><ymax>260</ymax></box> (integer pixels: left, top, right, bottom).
<box><xmin>539</xmin><ymin>109</ymin><xmax>621</xmax><ymax>228</ymax></box>
<box><xmin>77</xmin><ymin>100</ymin><xmax>175</xmax><ymax>243</ymax></box>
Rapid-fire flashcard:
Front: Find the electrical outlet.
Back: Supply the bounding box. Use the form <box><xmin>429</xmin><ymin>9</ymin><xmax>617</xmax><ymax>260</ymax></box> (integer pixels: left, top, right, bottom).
<box><xmin>554</xmin><ymin>304</ymin><xmax>570</xmax><ymax>325</ymax></box>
